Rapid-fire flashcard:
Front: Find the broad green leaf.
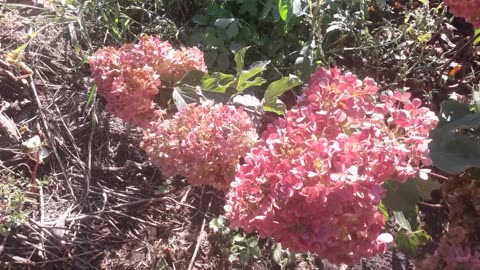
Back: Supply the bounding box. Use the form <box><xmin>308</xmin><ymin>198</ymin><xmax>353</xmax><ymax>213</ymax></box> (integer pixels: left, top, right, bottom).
<box><xmin>429</xmin><ymin>132</ymin><xmax>480</xmax><ymax>174</ymax></box>
<box><xmin>260</xmin><ymin>0</ymin><xmax>276</xmax><ymax>19</ymax></box>
<box><xmin>413</xmin><ymin>177</ymin><xmax>439</xmax><ymax>200</ymax></box>
<box><xmin>233</xmin><ymin>60</ymin><xmax>270</xmax><ymax>92</ymax></box>
<box><xmin>214</xmin><ymin>18</ymin><xmax>235</xmax><ymax>29</ymax></box>
<box><xmin>172</xmin><ymin>86</ymin><xmax>201</xmax><ymax>111</ymax></box>
<box><xmin>393</xmin><ymin>209</ymin><xmax>418</xmax><ymax>232</ymax></box>
<box><xmin>203</xmin><ymin>89</ymin><xmax>237</xmax><ymax>105</ymax></box>
<box><xmin>263</xmin><ymin>98</ymin><xmax>287</xmax><ymax>115</ymax></box>
<box><xmin>202</xmin><ymin>72</ymin><xmax>235</xmax><ymax>93</ymax></box>
<box><xmin>382</xmin><ymin>179</ymin><xmax>419</xmax><ymax>212</ymax></box>
<box><xmin>429</xmin><ymin>100</ymin><xmax>480</xmax><ymax>174</ymax></box>
<box><xmin>177</xmin><ymin>70</ymin><xmax>207</xmax><ymax>87</ymax></box>
<box><xmin>278</xmin><ymin>0</ymin><xmax>291</xmax><ymax>21</ymax></box>
<box><xmin>436</xmin><ymin>100</ymin><xmax>471</xmax><ymax>129</ymax></box>
<box><xmin>234</xmin><ymin>47</ymin><xmax>250</xmax><ymax>74</ymax></box>
<box><xmin>395</xmin><ymin>229</ymin><xmax>430</xmax><ymax>255</ymax></box>
<box><xmin>237</xmin><ymin>76</ymin><xmax>267</xmax><ymax>92</ymax></box>
<box><xmin>226</xmin><ymin>20</ymin><xmax>239</xmax><ymax>39</ymax></box>
<box><xmin>294</xmin><ymin>55</ymin><xmax>312</xmax><ymax>82</ymax></box>
<box><xmin>263</xmin><ymin>74</ymin><xmax>302</xmax><ymax>101</ymax></box>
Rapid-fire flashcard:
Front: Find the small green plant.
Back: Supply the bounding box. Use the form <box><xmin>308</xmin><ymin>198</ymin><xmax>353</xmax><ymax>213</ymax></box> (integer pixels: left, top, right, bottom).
<box><xmin>0</xmin><ymin>174</ymin><xmax>33</xmax><ymax>235</ymax></box>
<box><xmin>209</xmin><ymin>216</ymin><xmax>261</xmax><ymax>264</ymax></box>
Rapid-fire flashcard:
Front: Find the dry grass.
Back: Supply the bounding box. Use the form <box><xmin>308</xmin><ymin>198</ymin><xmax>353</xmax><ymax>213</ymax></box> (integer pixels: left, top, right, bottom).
<box><xmin>0</xmin><ymin>5</ymin><xmax>236</xmax><ymax>270</ymax></box>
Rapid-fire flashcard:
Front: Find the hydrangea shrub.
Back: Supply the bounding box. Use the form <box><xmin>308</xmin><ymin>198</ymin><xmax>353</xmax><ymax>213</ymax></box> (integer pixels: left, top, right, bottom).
<box><xmin>225</xmin><ymin>67</ymin><xmax>438</xmax><ymax>264</ymax></box>
<box><xmin>89</xmin><ymin>35</ymin><xmax>207</xmax><ymax>127</ymax></box>
<box><xmin>141</xmin><ymin>102</ymin><xmax>258</xmax><ymax>190</ymax></box>
<box><xmin>443</xmin><ymin>0</ymin><xmax>480</xmax><ymax>28</ymax></box>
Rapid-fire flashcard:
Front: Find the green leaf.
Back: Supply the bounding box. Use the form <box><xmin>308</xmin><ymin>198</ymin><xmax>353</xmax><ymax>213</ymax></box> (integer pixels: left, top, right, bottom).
<box><xmin>278</xmin><ymin>0</ymin><xmax>291</xmax><ymax>21</ymax></box>
<box><xmin>233</xmin><ymin>234</ymin><xmax>245</xmax><ymax>242</ymax></box>
<box><xmin>226</xmin><ymin>20</ymin><xmax>239</xmax><ymax>39</ymax></box>
<box><xmin>261</xmin><ymin>74</ymin><xmax>302</xmax><ymax>115</ymax></box>
<box><xmin>234</xmin><ymin>46</ymin><xmax>249</xmax><ymax>74</ymax></box>
<box><xmin>429</xmin><ymin>100</ymin><xmax>480</xmax><ymax>174</ymax></box>
<box><xmin>172</xmin><ymin>86</ymin><xmax>201</xmax><ymax>110</ymax></box>
<box><xmin>272</xmin><ymin>243</ymin><xmax>283</xmax><ymax>265</ymax></box>
<box><xmin>214</xmin><ymin>18</ymin><xmax>235</xmax><ymax>29</ymax></box>
<box><xmin>192</xmin><ymin>14</ymin><xmax>208</xmax><ymax>25</ymax></box>
<box><xmin>430</xmin><ymin>132</ymin><xmax>480</xmax><ymax>174</ymax></box>
<box><xmin>239</xmin><ymin>249</ymin><xmax>251</xmax><ymax>263</ymax></box>
<box><xmin>378</xmin><ymin>201</ymin><xmax>389</xmax><ymax>221</ymax></box>
<box><xmin>262</xmin><ymin>98</ymin><xmax>286</xmax><ymax>115</ymax></box>
<box><xmin>85</xmin><ymin>84</ymin><xmax>96</xmax><ymax>110</ymax></box>
<box><xmin>413</xmin><ymin>177</ymin><xmax>439</xmax><ymax>200</ymax></box>
<box><xmin>435</xmin><ymin>100</ymin><xmax>471</xmax><ymax>129</ymax></box>
<box><xmin>250</xmin><ymin>245</ymin><xmax>261</xmax><ymax>258</ymax></box>
<box><xmin>233</xmin><ymin>61</ymin><xmax>270</xmax><ymax>92</ymax></box>
<box><xmin>395</xmin><ymin>229</ymin><xmax>430</xmax><ymax>256</ymax></box>
<box><xmin>246</xmin><ymin>237</ymin><xmax>258</xmax><ymax>248</ymax></box>
<box><xmin>475</xmin><ymin>28</ymin><xmax>480</xmax><ymax>45</ymax></box>
<box><xmin>417</xmin><ymin>32</ymin><xmax>432</xmax><ymax>43</ymax></box>
<box><xmin>393</xmin><ymin>209</ymin><xmax>419</xmax><ymax>232</ymax></box>
<box><xmin>263</xmin><ymin>74</ymin><xmax>302</xmax><ymax>101</ymax></box>
<box><xmin>382</xmin><ymin>179</ymin><xmax>419</xmax><ymax>212</ymax></box>
<box><xmin>202</xmin><ymin>72</ymin><xmax>235</xmax><ymax>93</ymax></box>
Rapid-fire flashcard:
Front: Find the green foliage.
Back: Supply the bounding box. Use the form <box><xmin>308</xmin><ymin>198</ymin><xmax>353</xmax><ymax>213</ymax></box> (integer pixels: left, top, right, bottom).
<box><xmin>0</xmin><ymin>175</ymin><xmax>33</xmax><ymax>235</ymax></box>
<box><xmin>262</xmin><ymin>75</ymin><xmax>303</xmax><ymax>114</ymax></box>
<box><xmin>209</xmin><ymin>216</ymin><xmax>261</xmax><ymax>264</ymax></box>
<box><xmin>189</xmin><ymin>0</ymin><xmax>311</xmax><ymax>74</ymax></box>
<box><xmin>382</xmin><ymin>179</ymin><xmax>436</xmax><ymax>255</ymax></box>
<box><xmin>429</xmin><ymin>100</ymin><xmax>480</xmax><ymax>174</ymax></box>
<box><xmin>55</xmin><ymin>0</ymin><xmax>179</xmax><ymax>51</ymax></box>
<box><xmin>396</xmin><ymin>227</ymin><xmax>430</xmax><ymax>256</ymax></box>
<box><xmin>272</xmin><ymin>243</ymin><xmax>296</xmax><ymax>269</ymax></box>
<box><xmin>174</xmin><ymin>48</ymin><xmax>300</xmax><ymax>115</ymax></box>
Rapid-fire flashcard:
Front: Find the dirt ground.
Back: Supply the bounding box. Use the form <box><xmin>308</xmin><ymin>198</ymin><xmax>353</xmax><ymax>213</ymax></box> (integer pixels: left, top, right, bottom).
<box><xmin>0</xmin><ymin>1</ymin><xmax>478</xmax><ymax>269</ymax></box>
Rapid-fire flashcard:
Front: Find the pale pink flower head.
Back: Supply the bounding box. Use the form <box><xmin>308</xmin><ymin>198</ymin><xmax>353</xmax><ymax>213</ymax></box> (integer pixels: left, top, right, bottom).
<box><xmin>90</xmin><ymin>35</ymin><xmax>207</xmax><ymax>128</ymax></box>
<box><xmin>141</xmin><ymin>101</ymin><xmax>257</xmax><ymax>190</ymax></box>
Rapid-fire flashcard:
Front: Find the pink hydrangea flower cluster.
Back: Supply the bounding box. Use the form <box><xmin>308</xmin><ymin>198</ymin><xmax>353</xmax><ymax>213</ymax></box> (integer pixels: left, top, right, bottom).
<box><xmin>141</xmin><ymin>102</ymin><xmax>258</xmax><ymax>190</ymax></box>
<box><xmin>89</xmin><ymin>35</ymin><xmax>207</xmax><ymax>127</ymax></box>
<box><xmin>225</xmin><ymin>67</ymin><xmax>438</xmax><ymax>265</ymax></box>
<box><xmin>444</xmin><ymin>0</ymin><xmax>480</xmax><ymax>28</ymax></box>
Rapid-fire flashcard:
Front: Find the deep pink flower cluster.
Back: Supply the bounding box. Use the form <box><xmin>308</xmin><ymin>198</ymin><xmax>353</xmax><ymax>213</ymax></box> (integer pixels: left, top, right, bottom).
<box><xmin>89</xmin><ymin>35</ymin><xmax>207</xmax><ymax>127</ymax></box>
<box><xmin>444</xmin><ymin>0</ymin><xmax>480</xmax><ymax>28</ymax></box>
<box><xmin>225</xmin><ymin>67</ymin><xmax>438</xmax><ymax>265</ymax></box>
<box><xmin>141</xmin><ymin>102</ymin><xmax>258</xmax><ymax>190</ymax></box>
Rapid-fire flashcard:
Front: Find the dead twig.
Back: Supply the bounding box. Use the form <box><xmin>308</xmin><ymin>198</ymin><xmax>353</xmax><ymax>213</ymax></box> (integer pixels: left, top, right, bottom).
<box><xmin>29</xmin><ymin>76</ymin><xmax>75</xmax><ymax>197</ymax></box>
<box><xmin>188</xmin><ymin>187</ymin><xmax>211</xmax><ymax>270</ymax></box>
